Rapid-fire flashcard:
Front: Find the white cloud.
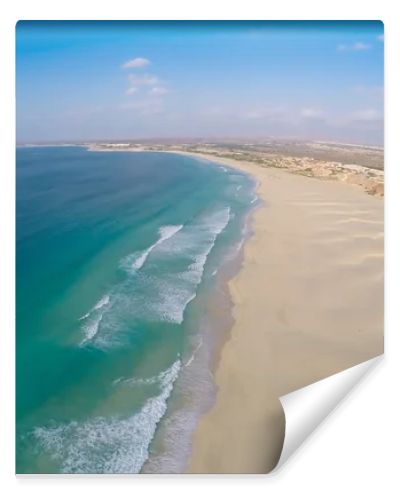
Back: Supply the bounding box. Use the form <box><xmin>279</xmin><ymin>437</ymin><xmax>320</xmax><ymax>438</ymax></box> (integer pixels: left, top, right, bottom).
<box><xmin>126</xmin><ymin>87</ymin><xmax>138</xmax><ymax>95</ymax></box>
<box><xmin>121</xmin><ymin>57</ymin><xmax>151</xmax><ymax>69</ymax></box>
<box><xmin>125</xmin><ymin>74</ymin><xmax>160</xmax><ymax>95</ymax></box>
<box><xmin>352</xmin><ymin>85</ymin><xmax>383</xmax><ymax>98</ymax></box>
<box><xmin>350</xmin><ymin>109</ymin><xmax>382</xmax><ymax>121</ymax></box>
<box><xmin>242</xmin><ymin>107</ymin><xmax>287</xmax><ymax>121</ymax></box>
<box><xmin>244</xmin><ymin>110</ymin><xmax>267</xmax><ymax>120</ymax></box>
<box><xmin>198</xmin><ymin>106</ymin><xmax>228</xmax><ymax>118</ymax></box>
<box><xmin>337</xmin><ymin>42</ymin><xmax>371</xmax><ymax>52</ymax></box>
<box><xmin>301</xmin><ymin>107</ymin><xmax>323</xmax><ymax>119</ymax></box>
<box><xmin>148</xmin><ymin>86</ymin><xmax>168</xmax><ymax>96</ymax></box>
<box><xmin>119</xmin><ymin>99</ymin><xmax>164</xmax><ymax>116</ymax></box>
<box><xmin>128</xmin><ymin>74</ymin><xmax>159</xmax><ymax>86</ymax></box>
<box><xmin>353</xmin><ymin>42</ymin><xmax>371</xmax><ymax>51</ymax></box>
<box><xmin>125</xmin><ymin>75</ymin><xmax>169</xmax><ymax>98</ymax></box>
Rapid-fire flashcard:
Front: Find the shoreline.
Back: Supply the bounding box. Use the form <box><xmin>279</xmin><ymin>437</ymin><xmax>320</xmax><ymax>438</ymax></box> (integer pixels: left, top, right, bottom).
<box><xmin>174</xmin><ymin>152</ymin><xmax>383</xmax><ymax>473</ymax></box>
<box><xmin>85</xmin><ymin>146</ymin><xmax>383</xmax><ymax>473</ymax></box>
<box><xmin>142</xmin><ymin>163</ymin><xmax>258</xmax><ymax>473</ymax></box>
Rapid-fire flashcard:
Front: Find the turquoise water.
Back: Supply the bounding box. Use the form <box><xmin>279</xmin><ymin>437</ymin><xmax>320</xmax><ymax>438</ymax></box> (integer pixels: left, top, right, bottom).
<box><xmin>16</xmin><ymin>147</ymin><xmax>256</xmax><ymax>473</ymax></box>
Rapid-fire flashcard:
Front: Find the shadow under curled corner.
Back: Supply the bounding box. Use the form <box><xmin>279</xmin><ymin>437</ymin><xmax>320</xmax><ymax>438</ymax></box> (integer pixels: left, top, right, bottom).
<box><xmin>273</xmin><ymin>355</ymin><xmax>383</xmax><ymax>472</ymax></box>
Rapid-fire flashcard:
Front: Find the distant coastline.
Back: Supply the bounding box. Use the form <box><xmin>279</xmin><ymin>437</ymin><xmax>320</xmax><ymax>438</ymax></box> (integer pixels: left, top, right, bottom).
<box><xmin>85</xmin><ymin>140</ymin><xmax>384</xmax><ymax>196</ymax></box>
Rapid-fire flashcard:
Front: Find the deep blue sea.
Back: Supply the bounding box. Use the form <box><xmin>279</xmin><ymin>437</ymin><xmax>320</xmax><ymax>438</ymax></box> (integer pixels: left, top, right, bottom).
<box><xmin>16</xmin><ymin>146</ymin><xmax>256</xmax><ymax>473</ymax></box>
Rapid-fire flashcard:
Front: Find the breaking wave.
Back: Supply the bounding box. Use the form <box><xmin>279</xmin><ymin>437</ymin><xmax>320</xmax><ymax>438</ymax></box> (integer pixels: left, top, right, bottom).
<box><xmin>120</xmin><ymin>225</ymin><xmax>183</xmax><ymax>274</ymax></box>
<box><xmin>32</xmin><ymin>359</ymin><xmax>181</xmax><ymax>473</ymax></box>
<box><xmin>80</xmin><ymin>207</ymin><xmax>231</xmax><ymax>347</ymax></box>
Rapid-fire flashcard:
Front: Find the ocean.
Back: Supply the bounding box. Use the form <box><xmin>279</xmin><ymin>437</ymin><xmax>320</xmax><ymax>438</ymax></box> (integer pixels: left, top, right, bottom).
<box><xmin>16</xmin><ymin>146</ymin><xmax>257</xmax><ymax>473</ymax></box>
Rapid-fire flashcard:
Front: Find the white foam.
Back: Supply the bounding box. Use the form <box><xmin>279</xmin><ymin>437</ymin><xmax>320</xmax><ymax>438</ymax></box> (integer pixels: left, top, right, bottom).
<box><xmin>142</xmin><ymin>341</ymin><xmax>216</xmax><ymax>473</ymax></box>
<box><xmin>117</xmin><ymin>362</ymin><xmax>182</xmax><ymax>388</ymax></box>
<box><xmin>94</xmin><ymin>294</ymin><xmax>110</xmax><ymax>310</ymax></box>
<box><xmin>33</xmin><ymin>359</ymin><xmax>181</xmax><ymax>473</ymax></box>
<box><xmin>161</xmin><ymin>290</ymin><xmax>197</xmax><ymax>324</ymax></box>
<box><xmin>158</xmin><ymin>225</ymin><xmax>183</xmax><ymax>242</ymax></box>
<box><xmin>146</xmin><ymin>207</ymin><xmax>231</xmax><ymax>324</ymax></box>
<box><xmin>79</xmin><ymin>294</ymin><xmax>113</xmax><ymax>345</ymax></box>
<box><xmin>120</xmin><ymin>225</ymin><xmax>183</xmax><ymax>274</ymax></box>
<box><xmin>184</xmin><ymin>340</ymin><xmax>203</xmax><ymax>368</ymax></box>
<box><xmin>80</xmin><ymin>208</ymin><xmax>231</xmax><ymax>348</ymax></box>
<box><xmin>185</xmin><ymin>207</ymin><xmax>231</xmax><ymax>280</ymax></box>
<box><xmin>79</xmin><ymin>294</ymin><xmax>110</xmax><ymax>321</ymax></box>
<box><xmin>80</xmin><ymin>312</ymin><xmax>104</xmax><ymax>344</ymax></box>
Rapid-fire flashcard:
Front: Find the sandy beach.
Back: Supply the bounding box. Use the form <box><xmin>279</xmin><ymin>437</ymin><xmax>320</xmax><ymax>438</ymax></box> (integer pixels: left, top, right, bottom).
<box><xmin>182</xmin><ymin>153</ymin><xmax>384</xmax><ymax>473</ymax></box>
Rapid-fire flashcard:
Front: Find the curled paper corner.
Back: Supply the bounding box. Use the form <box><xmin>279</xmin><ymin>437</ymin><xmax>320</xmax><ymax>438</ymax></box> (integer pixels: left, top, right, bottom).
<box><xmin>275</xmin><ymin>355</ymin><xmax>383</xmax><ymax>470</ymax></box>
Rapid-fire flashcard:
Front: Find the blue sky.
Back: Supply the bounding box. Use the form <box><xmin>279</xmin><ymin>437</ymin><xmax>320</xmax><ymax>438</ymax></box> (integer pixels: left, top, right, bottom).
<box><xmin>16</xmin><ymin>21</ymin><xmax>384</xmax><ymax>145</ymax></box>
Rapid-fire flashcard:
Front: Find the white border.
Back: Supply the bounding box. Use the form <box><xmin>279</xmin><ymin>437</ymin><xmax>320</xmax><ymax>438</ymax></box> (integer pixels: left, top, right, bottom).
<box><xmin>1</xmin><ymin>2</ymin><xmax>399</xmax><ymax>499</ymax></box>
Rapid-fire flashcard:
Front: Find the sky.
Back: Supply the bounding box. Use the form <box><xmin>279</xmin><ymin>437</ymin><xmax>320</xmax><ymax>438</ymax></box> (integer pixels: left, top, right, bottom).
<box><xmin>16</xmin><ymin>21</ymin><xmax>384</xmax><ymax>145</ymax></box>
